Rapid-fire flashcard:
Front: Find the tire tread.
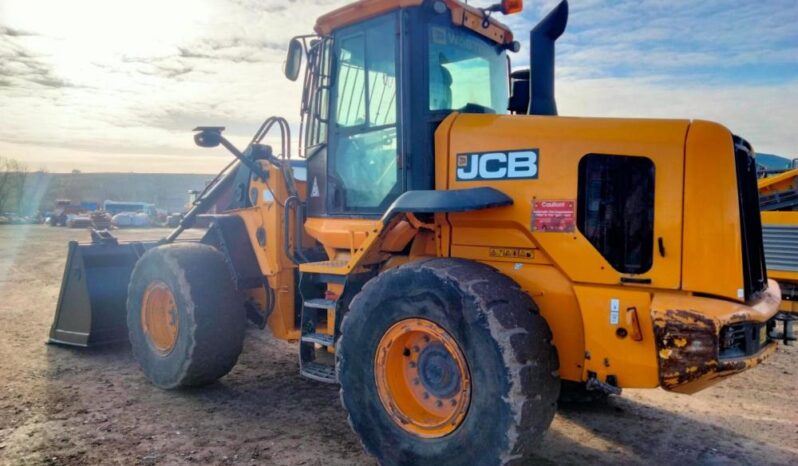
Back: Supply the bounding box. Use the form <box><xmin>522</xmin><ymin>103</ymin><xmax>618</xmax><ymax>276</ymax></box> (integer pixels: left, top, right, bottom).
<box><xmin>337</xmin><ymin>258</ymin><xmax>560</xmax><ymax>466</ymax></box>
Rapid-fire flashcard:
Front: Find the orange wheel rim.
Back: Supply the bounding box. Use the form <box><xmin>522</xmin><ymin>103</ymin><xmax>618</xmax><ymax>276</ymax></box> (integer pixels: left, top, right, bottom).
<box><xmin>141</xmin><ymin>281</ymin><xmax>179</xmax><ymax>355</ymax></box>
<box><xmin>374</xmin><ymin>318</ymin><xmax>471</xmax><ymax>438</ymax></box>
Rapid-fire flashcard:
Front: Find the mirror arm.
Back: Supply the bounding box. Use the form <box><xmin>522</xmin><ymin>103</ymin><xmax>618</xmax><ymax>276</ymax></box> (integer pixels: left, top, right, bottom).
<box><xmin>193</xmin><ymin>127</ymin><xmax>270</xmax><ymax>180</ymax></box>
<box><xmin>218</xmin><ymin>138</ymin><xmax>271</xmax><ymax>181</ymax></box>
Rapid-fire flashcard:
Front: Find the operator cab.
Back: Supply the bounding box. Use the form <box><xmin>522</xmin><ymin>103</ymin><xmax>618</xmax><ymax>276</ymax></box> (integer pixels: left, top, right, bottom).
<box><xmin>294</xmin><ymin>0</ymin><xmax>520</xmax><ymax>218</ymax></box>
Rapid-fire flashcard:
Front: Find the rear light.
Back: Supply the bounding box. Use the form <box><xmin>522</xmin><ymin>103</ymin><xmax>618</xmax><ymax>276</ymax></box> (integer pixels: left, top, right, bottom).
<box><xmin>502</xmin><ymin>0</ymin><xmax>523</xmax><ymax>15</ymax></box>
<box><xmin>719</xmin><ymin>319</ymin><xmax>775</xmax><ymax>359</ymax></box>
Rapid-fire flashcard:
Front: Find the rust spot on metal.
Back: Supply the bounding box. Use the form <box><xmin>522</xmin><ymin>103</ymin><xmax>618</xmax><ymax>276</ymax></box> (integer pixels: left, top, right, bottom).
<box><xmin>654</xmin><ymin>308</ymin><xmax>778</xmax><ymax>394</ymax></box>
<box><xmin>653</xmin><ymin>309</ymin><xmax>718</xmax><ymax>390</ymax></box>
<box><xmin>728</xmin><ymin>311</ymin><xmax>755</xmax><ymax>324</ymax></box>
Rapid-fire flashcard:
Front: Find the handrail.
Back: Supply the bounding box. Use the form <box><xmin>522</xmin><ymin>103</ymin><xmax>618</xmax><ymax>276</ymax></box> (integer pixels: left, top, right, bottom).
<box><xmin>284</xmin><ymin>195</ymin><xmax>309</xmax><ymax>264</ymax></box>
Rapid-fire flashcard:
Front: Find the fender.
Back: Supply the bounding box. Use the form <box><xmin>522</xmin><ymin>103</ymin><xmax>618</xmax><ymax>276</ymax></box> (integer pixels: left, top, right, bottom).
<box><xmin>201</xmin><ymin>215</ymin><xmax>264</xmax><ymax>290</ymax></box>
<box><xmin>381</xmin><ymin>187</ymin><xmax>513</xmax><ymax>224</ymax></box>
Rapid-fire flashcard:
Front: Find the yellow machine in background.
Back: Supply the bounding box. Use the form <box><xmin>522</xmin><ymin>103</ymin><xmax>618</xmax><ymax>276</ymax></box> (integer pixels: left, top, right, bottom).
<box><xmin>49</xmin><ymin>1</ymin><xmax>789</xmax><ymax>464</ymax></box>
<box><xmin>759</xmin><ymin>167</ymin><xmax>797</xmax><ymax>342</ymax></box>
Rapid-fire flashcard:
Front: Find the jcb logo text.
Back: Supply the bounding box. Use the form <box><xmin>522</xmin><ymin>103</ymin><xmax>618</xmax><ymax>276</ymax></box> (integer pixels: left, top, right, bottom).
<box><xmin>456</xmin><ymin>150</ymin><xmax>539</xmax><ymax>181</ymax></box>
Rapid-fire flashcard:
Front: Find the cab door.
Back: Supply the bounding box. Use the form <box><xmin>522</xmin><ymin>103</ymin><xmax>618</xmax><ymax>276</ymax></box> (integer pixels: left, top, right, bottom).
<box><xmin>325</xmin><ymin>13</ymin><xmax>403</xmax><ymax>217</ymax></box>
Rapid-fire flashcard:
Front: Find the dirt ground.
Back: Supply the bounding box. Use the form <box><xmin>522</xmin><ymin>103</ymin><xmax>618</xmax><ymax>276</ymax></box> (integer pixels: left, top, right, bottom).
<box><xmin>0</xmin><ymin>225</ymin><xmax>796</xmax><ymax>466</ymax></box>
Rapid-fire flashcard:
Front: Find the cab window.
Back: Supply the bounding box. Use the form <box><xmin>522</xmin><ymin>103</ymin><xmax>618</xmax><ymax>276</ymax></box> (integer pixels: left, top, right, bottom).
<box><xmin>428</xmin><ymin>25</ymin><xmax>508</xmax><ymax>114</ymax></box>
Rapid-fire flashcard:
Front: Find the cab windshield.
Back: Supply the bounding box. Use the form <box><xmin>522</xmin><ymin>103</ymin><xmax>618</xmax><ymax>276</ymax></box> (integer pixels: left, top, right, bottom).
<box><xmin>428</xmin><ymin>25</ymin><xmax>508</xmax><ymax>114</ymax></box>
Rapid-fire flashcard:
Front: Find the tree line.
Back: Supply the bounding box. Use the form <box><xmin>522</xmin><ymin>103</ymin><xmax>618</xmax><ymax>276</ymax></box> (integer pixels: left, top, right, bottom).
<box><xmin>0</xmin><ymin>155</ymin><xmax>211</xmax><ymax>216</ymax></box>
<box><xmin>0</xmin><ymin>156</ymin><xmax>35</xmax><ymax>215</ymax></box>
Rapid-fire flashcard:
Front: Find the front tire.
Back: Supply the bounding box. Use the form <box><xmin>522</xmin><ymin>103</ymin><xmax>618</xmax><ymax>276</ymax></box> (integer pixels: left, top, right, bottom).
<box><xmin>127</xmin><ymin>243</ymin><xmax>245</xmax><ymax>389</ymax></box>
<box><xmin>337</xmin><ymin>259</ymin><xmax>559</xmax><ymax>466</ymax></box>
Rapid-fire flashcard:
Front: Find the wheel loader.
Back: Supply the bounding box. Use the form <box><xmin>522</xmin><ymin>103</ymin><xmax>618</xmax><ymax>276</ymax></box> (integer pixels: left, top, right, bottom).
<box><xmin>48</xmin><ymin>0</ymin><xmax>788</xmax><ymax>464</ymax></box>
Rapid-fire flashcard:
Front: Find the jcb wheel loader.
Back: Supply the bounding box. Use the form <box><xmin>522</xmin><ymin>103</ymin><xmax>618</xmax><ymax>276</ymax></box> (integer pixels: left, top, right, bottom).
<box><xmin>49</xmin><ymin>0</ymin><xmax>787</xmax><ymax>464</ymax></box>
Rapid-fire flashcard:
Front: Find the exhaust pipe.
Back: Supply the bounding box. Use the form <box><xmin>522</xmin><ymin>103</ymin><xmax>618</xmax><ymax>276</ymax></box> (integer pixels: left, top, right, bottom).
<box><xmin>529</xmin><ymin>0</ymin><xmax>569</xmax><ymax>116</ymax></box>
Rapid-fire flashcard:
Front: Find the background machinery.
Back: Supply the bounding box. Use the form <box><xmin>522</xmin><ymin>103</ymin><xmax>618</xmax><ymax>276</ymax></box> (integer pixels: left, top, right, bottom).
<box><xmin>49</xmin><ymin>1</ymin><xmax>787</xmax><ymax>464</ymax></box>
<box><xmin>759</xmin><ymin>165</ymin><xmax>798</xmax><ymax>343</ymax></box>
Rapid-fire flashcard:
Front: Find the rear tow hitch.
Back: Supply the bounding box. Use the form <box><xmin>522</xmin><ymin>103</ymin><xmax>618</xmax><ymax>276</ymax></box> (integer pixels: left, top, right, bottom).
<box><xmin>586</xmin><ymin>375</ymin><xmax>622</xmax><ymax>396</ymax></box>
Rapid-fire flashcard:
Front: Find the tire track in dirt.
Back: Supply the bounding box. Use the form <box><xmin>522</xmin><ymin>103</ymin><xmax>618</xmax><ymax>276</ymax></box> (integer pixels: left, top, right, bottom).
<box><xmin>1</xmin><ymin>225</ymin><xmax>796</xmax><ymax>465</ymax></box>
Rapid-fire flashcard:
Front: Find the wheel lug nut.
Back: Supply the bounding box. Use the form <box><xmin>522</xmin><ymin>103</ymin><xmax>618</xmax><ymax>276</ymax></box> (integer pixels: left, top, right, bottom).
<box><xmin>423</xmin><ymin>392</ymin><xmax>429</xmax><ymax>399</ymax></box>
<box><xmin>413</xmin><ymin>346</ymin><xmax>420</xmax><ymax>353</ymax></box>
<box><xmin>436</xmin><ymin>400</ymin><xmax>443</xmax><ymax>408</ymax></box>
<box><xmin>409</xmin><ymin>361</ymin><xmax>417</xmax><ymax>368</ymax></box>
<box><xmin>450</xmin><ymin>399</ymin><xmax>457</xmax><ymax>406</ymax></box>
<box><xmin>413</xmin><ymin>378</ymin><xmax>420</xmax><ymax>385</ymax></box>
<box><xmin>423</xmin><ymin>336</ymin><xmax>430</xmax><ymax>343</ymax></box>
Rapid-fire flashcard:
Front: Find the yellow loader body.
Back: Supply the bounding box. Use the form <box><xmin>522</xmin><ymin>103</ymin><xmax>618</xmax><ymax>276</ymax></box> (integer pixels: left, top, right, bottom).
<box><xmin>225</xmin><ymin>113</ymin><xmax>781</xmax><ymax>394</ymax></box>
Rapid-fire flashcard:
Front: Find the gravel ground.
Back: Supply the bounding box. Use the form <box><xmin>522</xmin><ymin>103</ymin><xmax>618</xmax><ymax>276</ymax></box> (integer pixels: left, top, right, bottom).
<box><xmin>0</xmin><ymin>225</ymin><xmax>796</xmax><ymax>466</ymax></box>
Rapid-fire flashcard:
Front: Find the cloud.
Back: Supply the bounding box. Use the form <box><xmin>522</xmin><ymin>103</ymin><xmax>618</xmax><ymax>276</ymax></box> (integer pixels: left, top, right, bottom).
<box><xmin>509</xmin><ymin>0</ymin><xmax>798</xmax><ymax>155</ymax></box>
<box><xmin>0</xmin><ymin>25</ymin><xmax>37</xmax><ymax>37</ymax></box>
<box><xmin>511</xmin><ymin>0</ymin><xmax>798</xmax><ymax>82</ymax></box>
<box><xmin>0</xmin><ymin>0</ymin><xmax>795</xmax><ymax>174</ymax></box>
<box><xmin>557</xmin><ymin>76</ymin><xmax>798</xmax><ymax>155</ymax></box>
<box><xmin>0</xmin><ymin>0</ymin><xmax>362</xmax><ymax>162</ymax></box>
<box><xmin>0</xmin><ymin>36</ymin><xmax>84</xmax><ymax>89</ymax></box>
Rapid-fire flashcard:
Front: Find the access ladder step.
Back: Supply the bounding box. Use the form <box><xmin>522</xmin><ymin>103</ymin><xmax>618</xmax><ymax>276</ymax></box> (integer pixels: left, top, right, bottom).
<box><xmin>299</xmin><ymin>260</ymin><xmax>351</xmax><ymax>276</ymax></box>
<box><xmin>299</xmin><ymin>362</ymin><xmax>336</xmax><ymax>383</ymax></box>
<box><xmin>304</xmin><ymin>299</ymin><xmax>337</xmax><ymax>310</ymax></box>
<box><xmin>301</xmin><ymin>332</ymin><xmax>334</xmax><ymax>347</ymax></box>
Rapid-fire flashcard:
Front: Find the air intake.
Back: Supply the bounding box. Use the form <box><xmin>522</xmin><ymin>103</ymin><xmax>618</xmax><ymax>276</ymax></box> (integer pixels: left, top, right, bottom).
<box><xmin>529</xmin><ymin>0</ymin><xmax>569</xmax><ymax>116</ymax></box>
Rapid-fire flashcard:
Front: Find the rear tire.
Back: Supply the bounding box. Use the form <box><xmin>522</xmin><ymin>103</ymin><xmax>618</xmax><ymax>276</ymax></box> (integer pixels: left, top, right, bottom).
<box><xmin>337</xmin><ymin>259</ymin><xmax>559</xmax><ymax>466</ymax></box>
<box><xmin>127</xmin><ymin>243</ymin><xmax>245</xmax><ymax>389</ymax></box>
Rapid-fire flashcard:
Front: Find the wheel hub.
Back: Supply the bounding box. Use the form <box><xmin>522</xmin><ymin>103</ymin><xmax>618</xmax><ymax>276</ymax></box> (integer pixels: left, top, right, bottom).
<box><xmin>417</xmin><ymin>343</ymin><xmax>461</xmax><ymax>398</ymax></box>
<box><xmin>141</xmin><ymin>281</ymin><xmax>179</xmax><ymax>355</ymax></box>
<box><xmin>374</xmin><ymin>318</ymin><xmax>471</xmax><ymax>438</ymax></box>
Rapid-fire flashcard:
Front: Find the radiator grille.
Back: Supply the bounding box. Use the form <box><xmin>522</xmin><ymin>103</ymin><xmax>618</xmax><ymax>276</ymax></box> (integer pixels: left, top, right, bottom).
<box><xmin>762</xmin><ymin>225</ymin><xmax>798</xmax><ymax>272</ymax></box>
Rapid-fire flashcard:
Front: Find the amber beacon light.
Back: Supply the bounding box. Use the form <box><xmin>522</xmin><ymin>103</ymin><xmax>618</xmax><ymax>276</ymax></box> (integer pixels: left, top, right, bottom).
<box><xmin>486</xmin><ymin>0</ymin><xmax>523</xmax><ymax>15</ymax></box>
<box><xmin>501</xmin><ymin>0</ymin><xmax>524</xmax><ymax>14</ymax></box>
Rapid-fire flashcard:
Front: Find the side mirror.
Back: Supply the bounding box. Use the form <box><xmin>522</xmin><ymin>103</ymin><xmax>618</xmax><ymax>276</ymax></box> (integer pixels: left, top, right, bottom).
<box><xmin>284</xmin><ymin>38</ymin><xmax>304</xmax><ymax>81</ymax></box>
<box><xmin>193</xmin><ymin>127</ymin><xmax>225</xmax><ymax>148</ymax></box>
<box><xmin>792</xmin><ymin>158</ymin><xmax>798</xmax><ymax>169</ymax></box>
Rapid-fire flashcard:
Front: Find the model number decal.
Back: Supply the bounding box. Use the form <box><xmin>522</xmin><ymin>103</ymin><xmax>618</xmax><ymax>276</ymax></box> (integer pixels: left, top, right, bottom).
<box><xmin>489</xmin><ymin>248</ymin><xmax>535</xmax><ymax>259</ymax></box>
<box><xmin>456</xmin><ymin>150</ymin><xmax>539</xmax><ymax>181</ymax></box>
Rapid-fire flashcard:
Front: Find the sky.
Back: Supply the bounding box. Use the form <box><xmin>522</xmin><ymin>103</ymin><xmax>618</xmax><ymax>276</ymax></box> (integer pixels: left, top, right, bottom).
<box><xmin>0</xmin><ymin>0</ymin><xmax>796</xmax><ymax>174</ymax></box>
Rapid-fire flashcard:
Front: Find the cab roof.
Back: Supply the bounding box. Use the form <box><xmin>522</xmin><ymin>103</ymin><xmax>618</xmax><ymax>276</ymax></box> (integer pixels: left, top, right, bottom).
<box><xmin>314</xmin><ymin>0</ymin><xmax>514</xmax><ymax>45</ymax></box>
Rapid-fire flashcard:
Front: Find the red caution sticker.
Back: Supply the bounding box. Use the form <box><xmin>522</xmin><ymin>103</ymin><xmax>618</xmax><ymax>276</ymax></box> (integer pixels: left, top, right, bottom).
<box><xmin>532</xmin><ymin>200</ymin><xmax>576</xmax><ymax>232</ymax></box>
